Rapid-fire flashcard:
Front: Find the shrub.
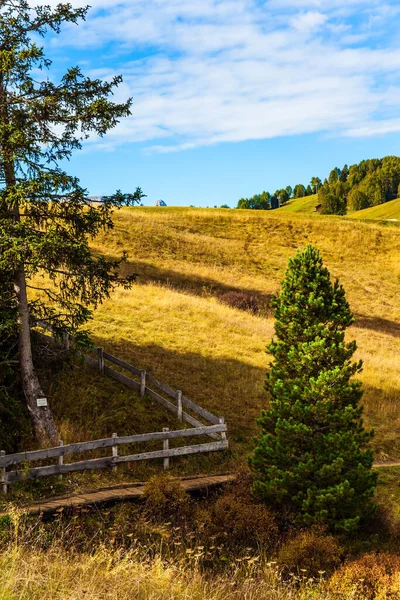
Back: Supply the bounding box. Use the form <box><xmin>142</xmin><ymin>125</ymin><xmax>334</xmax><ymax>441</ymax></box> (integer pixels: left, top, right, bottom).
<box><xmin>277</xmin><ymin>530</ymin><xmax>343</xmax><ymax>577</ymax></box>
<box><xmin>211</xmin><ymin>493</ymin><xmax>279</xmax><ymax>550</ymax></box>
<box><xmin>207</xmin><ymin>470</ymin><xmax>279</xmax><ymax>551</ymax></box>
<box><xmin>329</xmin><ymin>553</ymin><xmax>400</xmax><ymax>599</ymax></box>
<box><xmin>219</xmin><ymin>291</ymin><xmax>259</xmax><ymax>314</ymax></box>
<box><xmin>144</xmin><ymin>474</ymin><xmax>191</xmax><ymax>524</ymax></box>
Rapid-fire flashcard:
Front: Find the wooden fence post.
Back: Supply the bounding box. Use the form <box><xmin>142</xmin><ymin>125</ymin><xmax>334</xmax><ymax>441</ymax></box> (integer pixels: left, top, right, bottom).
<box><xmin>58</xmin><ymin>440</ymin><xmax>64</xmax><ymax>481</ymax></box>
<box><xmin>219</xmin><ymin>417</ymin><xmax>226</xmax><ymax>440</ymax></box>
<box><xmin>163</xmin><ymin>428</ymin><xmax>169</xmax><ymax>470</ymax></box>
<box><xmin>112</xmin><ymin>433</ymin><xmax>118</xmax><ymax>473</ymax></box>
<box><xmin>176</xmin><ymin>391</ymin><xmax>183</xmax><ymax>421</ymax></box>
<box><xmin>0</xmin><ymin>451</ymin><xmax>6</xmax><ymax>495</ymax></box>
<box><xmin>140</xmin><ymin>370</ymin><xmax>146</xmax><ymax>396</ymax></box>
<box><xmin>97</xmin><ymin>347</ymin><xmax>104</xmax><ymax>374</ymax></box>
<box><xmin>62</xmin><ymin>331</ymin><xmax>70</xmax><ymax>351</ymax></box>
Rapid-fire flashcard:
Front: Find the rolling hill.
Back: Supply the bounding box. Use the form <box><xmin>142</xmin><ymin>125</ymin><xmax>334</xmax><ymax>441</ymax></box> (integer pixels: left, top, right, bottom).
<box><xmin>39</xmin><ymin>206</ymin><xmax>400</xmax><ymax>476</ymax></box>
<box><xmin>276</xmin><ymin>193</ymin><xmax>319</xmax><ymax>214</ymax></box>
<box><xmin>347</xmin><ymin>196</ymin><xmax>400</xmax><ymax>221</ymax></box>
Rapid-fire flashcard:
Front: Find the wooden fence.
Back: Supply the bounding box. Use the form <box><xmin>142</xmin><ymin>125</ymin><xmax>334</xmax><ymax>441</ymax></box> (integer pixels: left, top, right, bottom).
<box><xmin>0</xmin><ymin>324</ymin><xmax>229</xmax><ymax>494</ymax></box>
<box><xmin>87</xmin><ymin>348</ymin><xmax>224</xmax><ymax>440</ymax></box>
<box><xmin>0</xmin><ymin>424</ymin><xmax>228</xmax><ymax>494</ymax></box>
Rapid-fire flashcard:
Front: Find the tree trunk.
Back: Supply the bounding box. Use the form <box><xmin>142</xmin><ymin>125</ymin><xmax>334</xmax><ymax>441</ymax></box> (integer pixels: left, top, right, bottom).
<box><xmin>14</xmin><ymin>268</ymin><xmax>59</xmax><ymax>446</ymax></box>
<box><xmin>0</xmin><ymin>77</ymin><xmax>59</xmax><ymax>447</ymax></box>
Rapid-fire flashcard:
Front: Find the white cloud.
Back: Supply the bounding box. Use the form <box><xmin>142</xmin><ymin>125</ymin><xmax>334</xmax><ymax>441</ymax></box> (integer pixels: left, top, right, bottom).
<box><xmin>30</xmin><ymin>0</ymin><xmax>400</xmax><ymax>151</ymax></box>
<box><xmin>291</xmin><ymin>11</ymin><xmax>327</xmax><ymax>31</ymax></box>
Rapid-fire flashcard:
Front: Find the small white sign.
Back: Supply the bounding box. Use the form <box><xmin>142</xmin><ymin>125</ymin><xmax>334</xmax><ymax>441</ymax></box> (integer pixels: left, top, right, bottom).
<box><xmin>37</xmin><ymin>398</ymin><xmax>48</xmax><ymax>408</ymax></box>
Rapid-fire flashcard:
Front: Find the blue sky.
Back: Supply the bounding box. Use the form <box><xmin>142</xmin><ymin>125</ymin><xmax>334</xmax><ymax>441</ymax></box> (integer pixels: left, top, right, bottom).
<box><xmin>39</xmin><ymin>0</ymin><xmax>400</xmax><ymax>206</ymax></box>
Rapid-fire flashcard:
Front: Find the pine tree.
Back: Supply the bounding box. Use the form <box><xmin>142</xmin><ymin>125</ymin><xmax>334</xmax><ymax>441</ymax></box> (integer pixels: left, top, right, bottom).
<box><xmin>0</xmin><ymin>1</ymin><xmax>144</xmax><ymax>444</ymax></box>
<box><xmin>249</xmin><ymin>246</ymin><xmax>376</xmax><ymax>533</ymax></box>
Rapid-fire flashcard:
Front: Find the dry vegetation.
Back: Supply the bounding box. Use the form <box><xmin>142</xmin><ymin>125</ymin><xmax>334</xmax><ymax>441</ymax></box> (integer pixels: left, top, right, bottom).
<box><xmin>0</xmin><ymin>545</ymin><xmax>347</xmax><ymax>600</ymax></box>
<box><xmin>78</xmin><ymin>207</ymin><xmax>400</xmax><ymax>463</ymax></box>
<box><xmin>14</xmin><ymin>207</ymin><xmax>400</xmax><ymax>599</ymax></box>
<box><xmin>2</xmin><ymin>472</ymin><xmax>400</xmax><ymax>600</ymax></box>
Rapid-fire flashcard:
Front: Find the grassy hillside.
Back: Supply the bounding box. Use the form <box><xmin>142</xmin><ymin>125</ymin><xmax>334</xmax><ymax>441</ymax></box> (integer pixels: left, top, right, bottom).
<box><xmin>347</xmin><ymin>197</ymin><xmax>400</xmax><ymax>221</ymax></box>
<box><xmin>43</xmin><ymin>206</ymin><xmax>397</xmax><ymax>468</ymax></box>
<box><xmin>276</xmin><ymin>193</ymin><xmax>319</xmax><ymax>213</ymax></box>
<box><xmin>26</xmin><ymin>205</ymin><xmax>400</xmax><ymax>488</ymax></box>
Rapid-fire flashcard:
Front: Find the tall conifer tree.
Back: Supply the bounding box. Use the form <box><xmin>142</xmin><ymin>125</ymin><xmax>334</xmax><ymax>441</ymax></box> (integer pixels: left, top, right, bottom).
<box><xmin>249</xmin><ymin>246</ymin><xmax>376</xmax><ymax>533</ymax></box>
<box><xmin>0</xmin><ymin>1</ymin><xmax>143</xmax><ymax>444</ymax></box>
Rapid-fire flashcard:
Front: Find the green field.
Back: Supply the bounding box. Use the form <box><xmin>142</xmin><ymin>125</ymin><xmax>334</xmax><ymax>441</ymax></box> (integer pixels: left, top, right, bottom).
<box><xmin>347</xmin><ymin>197</ymin><xmax>400</xmax><ymax>221</ymax></box>
<box><xmin>276</xmin><ymin>193</ymin><xmax>319</xmax><ymax>213</ymax></box>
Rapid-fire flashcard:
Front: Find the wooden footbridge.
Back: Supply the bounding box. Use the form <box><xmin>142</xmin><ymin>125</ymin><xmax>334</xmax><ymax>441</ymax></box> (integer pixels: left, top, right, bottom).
<box><xmin>0</xmin><ymin>474</ymin><xmax>235</xmax><ymax>517</ymax></box>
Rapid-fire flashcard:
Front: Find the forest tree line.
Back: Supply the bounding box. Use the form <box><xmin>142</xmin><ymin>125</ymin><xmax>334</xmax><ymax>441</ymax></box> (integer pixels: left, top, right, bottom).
<box><xmin>318</xmin><ymin>156</ymin><xmax>400</xmax><ymax>214</ymax></box>
<box><xmin>237</xmin><ymin>155</ymin><xmax>400</xmax><ymax>214</ymax></box>
<box><xmin>237</xmin><ymin>180</ymin><xmax>319</xmax><ymax>210</ymax></box>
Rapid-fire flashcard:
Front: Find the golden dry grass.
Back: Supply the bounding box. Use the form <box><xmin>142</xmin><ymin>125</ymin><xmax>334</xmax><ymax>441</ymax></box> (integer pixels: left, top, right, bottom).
<box><xmin>22</xmin><ymin>205</ymin><xmax>400</xmax><ymax>600</ymax></box>
<box><xmin>29</xmin><ymin>206</ymin><xmax>400</xmax><ymax>473</ymax></box>
<box><xmin>85</xmin><ymin>208</ymin><xmax>400</xmax><ymax>460</ymax></box>
<box><xmin>0</xmin><ymin>544</ymin><xmax>337</xmax><ymax>600</ymax></box>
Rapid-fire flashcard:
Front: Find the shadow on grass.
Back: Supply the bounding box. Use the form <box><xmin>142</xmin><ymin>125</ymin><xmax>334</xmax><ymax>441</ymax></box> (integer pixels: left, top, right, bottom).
<box><xmin>36</xmin><ymin>335</ymin><xmax>400</xmax><ymax>503</ymax></box>
<box><xmin>123</xmin><ymin>259</ymin><xmax>399</xmax><ymax>332</ymax></box>
<box><xmin>354</xmin><ymin>314</ymin><xmax>400</xmax><ymax>339</ymax></box>
<box><xmin>90</xmin><ymin>338</ymin><xmax>266</xmax><ymax>451</ymax></box>
<box><xmin>120</xmin><ymin>259</ymin><xmax>275</xmax><ymax>314</ymax></box>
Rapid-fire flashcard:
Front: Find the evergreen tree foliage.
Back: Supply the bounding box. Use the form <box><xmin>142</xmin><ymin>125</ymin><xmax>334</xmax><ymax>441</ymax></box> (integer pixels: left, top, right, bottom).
<box><xmin>0</xmin><ymin>1</ymin><xmax>144</xmax><ymax>443</ymax></box>
<box><xmin>292</xmin><ymin>184</ymin><xmax>308</xmax><ymax>198</ymax></box>
<box><xmin>249</xmin><ymin>246</ymin><xmax>376</xmax><ymax>533</ymax></box>
<box><xmin>319</xmin><ymin>156</ymin><xmax>400</xmax><ymax>214</ymax></box>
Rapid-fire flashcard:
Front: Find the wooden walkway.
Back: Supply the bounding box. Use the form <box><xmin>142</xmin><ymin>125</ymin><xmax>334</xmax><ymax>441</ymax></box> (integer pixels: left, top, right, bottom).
<box><xmin>3</xmin><ymin>474</ymin><xmax>235</xmax><ymax>517</ymax></box>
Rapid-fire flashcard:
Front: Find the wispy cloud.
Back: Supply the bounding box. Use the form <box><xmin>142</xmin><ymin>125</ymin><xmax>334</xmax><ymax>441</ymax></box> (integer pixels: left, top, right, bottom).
<box><xmin>36</xmin><ymin>0</ymin><xmax>400</xmax><ymax>151</ymax></box>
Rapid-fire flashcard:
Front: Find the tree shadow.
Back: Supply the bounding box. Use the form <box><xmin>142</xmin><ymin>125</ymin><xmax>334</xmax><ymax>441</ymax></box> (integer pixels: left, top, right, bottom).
<box><xmin>354</xmin><ymin>314</ymin><xmax>400</xmax><ymax>339</ymax></box>
<box><xmin>91</xmin><ymin>338</ymin><xmax>267</xmax><ymax>453</ymax></box>
<box><xmin>122</xmin><ymin>259</ymin><xmax>274</xmax><ymax>315</ymax></box>
<box><xmin>120</xmin><ymin>259</ymin><xmax>400</xmax><ymax>334</ymax></box>
<box><xmin>91</xmin><ymin>337</ymin><xmax>400</xmax><ymax>461</ymax></box>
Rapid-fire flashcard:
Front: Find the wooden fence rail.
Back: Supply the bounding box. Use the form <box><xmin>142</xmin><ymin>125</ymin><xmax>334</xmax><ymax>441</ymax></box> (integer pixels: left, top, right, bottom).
<box><xmin>0</xmin><ymin>424</ymin><xmax>228</xmax><ymax>493</ymax></box>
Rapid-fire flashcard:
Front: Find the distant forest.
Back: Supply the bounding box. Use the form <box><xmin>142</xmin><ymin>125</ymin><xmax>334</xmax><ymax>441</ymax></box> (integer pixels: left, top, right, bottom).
<box><xmin>237</xmin><ymin>181</ymin><xmax>317</xmax><ymax>210</ymax></box>
<box><xmin>237</xmin><ymin>155</ymin><xmax>400</xmax><ymax>215</ymax></box>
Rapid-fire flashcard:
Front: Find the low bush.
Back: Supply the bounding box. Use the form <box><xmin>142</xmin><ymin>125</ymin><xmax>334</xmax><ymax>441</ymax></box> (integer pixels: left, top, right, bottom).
<box><xmin>328</xmin><ymin>552</ymin><xmax>400</xmax><ymax>599</ymax></box>
<box><xmin>143</xmin><ymin>474</ymin><xmax>191</xmax><ymax>524</ymax></box>
<box><xmin>210</xmin><ymin>492</ymin><xmax>279</xmax><ymax>550</ymax></box>
<box><xmin>277</xmin><ymin>529</ymin><xmax>343</xmax><ymax>577</ymax></box>
<box><xmin>205</xmin><ymin>470</ymin><xmax>279</xmax><ymax>551</ymax></box>
<box><xmin>219</xmin><ymin>291</ymin><xmax>259</xmax><ymax>314</ymax></box>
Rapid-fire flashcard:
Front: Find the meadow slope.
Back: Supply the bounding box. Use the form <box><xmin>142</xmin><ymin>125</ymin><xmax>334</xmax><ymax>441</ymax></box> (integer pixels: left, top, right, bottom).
<box><xmin>276</xmin><ymin>193</ymin><xmax>319</xmax><ymax>214</ymax></box>
<box><xmin>346</xmin><ymin>197</ymin><xmax>400</xmax><ymax>221</ymax></box>
<box><xmin>52</xmin><ymin>206</ymin><xmax>400</xmax><ymax>469</ymax></box>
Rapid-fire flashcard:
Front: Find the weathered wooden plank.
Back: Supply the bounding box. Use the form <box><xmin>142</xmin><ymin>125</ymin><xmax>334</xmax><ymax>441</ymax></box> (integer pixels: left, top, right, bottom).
<box><xmin>181</xmin><ymin>395</ymin><xmax>220</xmax><ymax>424</ymax></box>
<box><xmin>104</xmin><ymin>365</ymin><xmax>141</xmax><ymax>391</ymax></box>
<box><xmin>6</xmin><ymin>457</ymin><xmax>113</xmax><ymax>483</ymax></box>
<box><xmin>103</xmin><ymin>353</ymin><xmax>142</xmax><ymax>377</ymax></box>
<box><xmin>115</xmin><ymin>440</ymin><xmax>229</xmax><ymax>464</ymax></box>
<box><xmin>114</xmin><ymin>423</ymin><xmax>226</xmax><ymax>445</ymax></box>
<box><xmin>145</xmin><ymin>386</ymin><xmax>178</xmax><ymax>413</ymax></box>
<box><xmin>0</xmin><ymin>424</ymin><xmax>227</xmax><ymax>467</ymax></box>
<box><xmin>180</xmin><ymin>411</ymin><xmax>221</xmax><ymax>440</ymax></box>
<box><xmin>146</xmin><ymin>375</ymin><xmax>176</xmax><ymax>399</ymax></box>
<box><xmin>145</xmin><ymin>387</ymin><xmax>220</xmax><ymax>438</ymax></box>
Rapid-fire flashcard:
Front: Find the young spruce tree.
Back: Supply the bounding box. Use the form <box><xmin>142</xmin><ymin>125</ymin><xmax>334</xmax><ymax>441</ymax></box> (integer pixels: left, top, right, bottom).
<box><xmin>0</xmin><ymin>2</ymin><xmax>144</xmax><ymax>445</ymax></box>
<box><xmin>249</xmin><ymin>246</ymin><xmax>376</xmax><ymax>533</ymax></box>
